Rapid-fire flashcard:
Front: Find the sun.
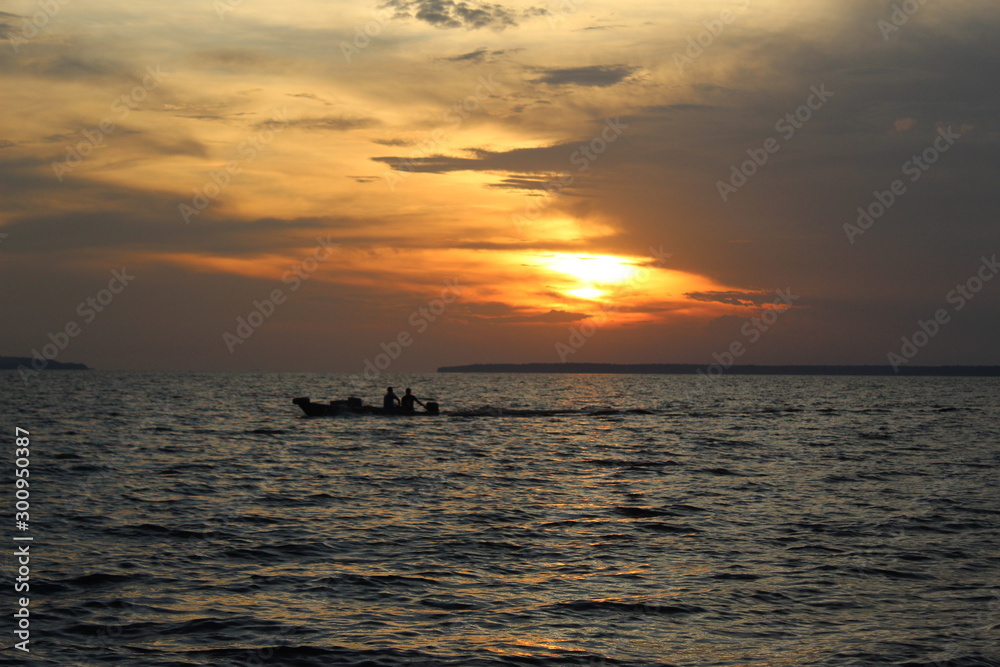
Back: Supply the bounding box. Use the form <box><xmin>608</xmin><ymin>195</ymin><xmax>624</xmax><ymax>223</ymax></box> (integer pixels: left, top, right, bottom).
<box><xmin>529</xmin><ymin>253</ymin><xmax>643</xmax><ymax>300</ymax></box>
<box><xmin>566</xmin><ymin>287</ymin><xmax>605</xmax><ymax>299</ymax></box>
<box><xmin>543</xmin><ymin>254</ymin><xmax>640</xmax><ymax>285</ymax></box>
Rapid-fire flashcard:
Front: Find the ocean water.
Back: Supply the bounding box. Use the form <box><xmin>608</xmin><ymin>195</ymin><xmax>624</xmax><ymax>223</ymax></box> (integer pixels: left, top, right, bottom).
<box><xmin>1</xmin><ymin>371</ymin><xmax>999</xmax><ymax>666</ymax></box>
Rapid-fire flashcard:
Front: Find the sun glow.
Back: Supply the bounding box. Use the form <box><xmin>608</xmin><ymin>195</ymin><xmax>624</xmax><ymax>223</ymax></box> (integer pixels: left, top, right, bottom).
<box><xmin>566</xmin><ymin>287</ymin><xmax>604</xmax><ymax>299</ymax></box>
<box><xmin>529</xmin><ymin>253</ymin><xmax>645</xmax><ymax>301</ymax></box>
<box><xmin>543</xmin><ymin>254</ymin><xmax>640</xmax><ymax>285</ymax></box>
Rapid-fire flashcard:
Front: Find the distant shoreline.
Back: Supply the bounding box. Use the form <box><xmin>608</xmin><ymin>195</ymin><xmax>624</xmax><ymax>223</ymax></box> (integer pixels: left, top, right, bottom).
<box><xmin>438</xmin><ymin>363</ymin><xmax>1000</xmax><ymax>376</ymax></box>
<box><xmin>0</xmin><ymin>356</ymin><xmax>90</xmax><ymax>371</ymax></box>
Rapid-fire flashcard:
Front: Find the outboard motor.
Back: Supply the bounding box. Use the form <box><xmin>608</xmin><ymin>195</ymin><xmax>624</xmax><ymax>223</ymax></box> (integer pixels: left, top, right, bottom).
<box><xmin>347</xmin><ymin>397</ymin><xmax>363</xmax><ymax>408</ymax></box>
<box><xmin>424</xmin><ymin>401</ymin><xmax>440</xmax><ymax>415</ymax></box>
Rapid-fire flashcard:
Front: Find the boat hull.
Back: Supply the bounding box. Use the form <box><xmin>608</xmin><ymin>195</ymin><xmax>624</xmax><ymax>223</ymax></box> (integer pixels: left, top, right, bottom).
<box><xmin>292</xmin><ymin>397</ymin><xmax>440</xmax><ymax>417</ymax></box>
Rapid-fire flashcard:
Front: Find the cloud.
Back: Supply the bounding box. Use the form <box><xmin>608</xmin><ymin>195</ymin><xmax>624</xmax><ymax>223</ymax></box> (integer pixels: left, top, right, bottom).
<box><xmin>684</xmin><ymin>291</ymin><xmax>790</xmax><ymax>308</ymax></box>
<box><xmin>370</xmin><ymin>138</ymin><xmax>415</xmax><ymax>146</ymax></box>
<box><xmin>486</xmin><ymin>176</ymin><xmax>555</xmax><ymax>192</ymax></box>
<box><xmin>35</xmin><ymin>55</ymin><xmax>125</xmax><ymax>80</ymax></box>
<box><xmin>510</xmin><ymin>309</ymin><xmax>591</xmax><ymax>323</ymax></box>
<box><xmin>172</xmin><ymin>112</ymin><xmax>255</xmax><ymax>122</ymax></box>
<box><xmin>642</xmin><ymin>104</ymin><xmax>720</xmax><ymax>114</ymax></box>
<box><xmin>0</xmin><ymin>207</ymin><xmax>342</xmax><ymax>256</ymax></box>
<box><xmin>441</xmin><ymin>47</ymin><xmax>515</xmax><ymax>63</ymax></box>
<box><xmin>0</xmin><ymin>11</ymin><xmax>21</xmax><ymax>38</ymax></box>
<box><xmin>4</xmin><ymin>0</ymin><xmax>1000</xmax><ymax>370</ymax></box>
<box><xmin>286</xmin><ymin>93</ymin><xmax>332</xmax><ymax>106</ymax></box>
<box><xmin>381</xmin><ymin>0</ymin><xmax>545</xmax><ymax>30</ymax></box>
<box><xmin>259</xmin><ymin>116</ymin><xmax>380</xmax><ymax>131</ymax></box>
<box><xmin>372</xmin><ymin>140</ymin><xmax>607</xmax><ymax>175</ymax></box>
<box><xmin>531</xmin><ymin>65</ymin><xmax>640</xmax><ymax>87</ymax></box>
<box><xmin>457</xmin><ymin>302</ymin><xmax>590</xmax><ymax>323</ymax></box>
<box><xmin>195</xmin><ymin>49</ymin><xmax>271</xmax><ymax>68</ymax></box>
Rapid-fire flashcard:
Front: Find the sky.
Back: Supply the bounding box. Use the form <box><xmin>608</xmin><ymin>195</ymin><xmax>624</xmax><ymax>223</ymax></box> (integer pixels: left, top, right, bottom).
<box><xmin>1</xmin><ymin>0</ymin><xmax>998</xmax><ymax>372</ymax></box>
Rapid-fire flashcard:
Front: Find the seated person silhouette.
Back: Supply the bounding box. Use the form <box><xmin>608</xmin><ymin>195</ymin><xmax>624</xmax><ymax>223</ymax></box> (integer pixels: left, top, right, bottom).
<box><xmin>400</xmin><ymin>388</ymin><xmax>418</xmax><ymax>412</ymax></box>
<box><xmin>383</xmin><ymin>387</ymin><xmax>400</xmax><ymax>411</ymax></box>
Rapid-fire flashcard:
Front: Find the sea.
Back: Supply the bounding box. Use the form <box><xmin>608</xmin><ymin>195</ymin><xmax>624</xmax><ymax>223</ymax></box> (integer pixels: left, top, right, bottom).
<box><xmin>1</xmin><ymin>371</ymin><xmax>998</xmax><ymax>666</ymax></box>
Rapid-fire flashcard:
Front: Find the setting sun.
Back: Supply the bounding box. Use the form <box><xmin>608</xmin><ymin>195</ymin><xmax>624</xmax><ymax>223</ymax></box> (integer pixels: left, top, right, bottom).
<box><xmin>566</xmin><ymin>287</ymin><xmax>605</xmax><ymax>300</ymax></box>
<box><xmin>542</xmin><ymin>254</ymin><xmax>641</xmax><ymax>285</ymax></box>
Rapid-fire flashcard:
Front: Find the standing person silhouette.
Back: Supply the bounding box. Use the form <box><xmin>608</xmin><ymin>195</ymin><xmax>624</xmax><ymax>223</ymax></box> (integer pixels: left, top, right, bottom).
<box><xmin>383</xmin><ymin>387</ymin><xmax>400</xmax><ymax>411</ymax></box>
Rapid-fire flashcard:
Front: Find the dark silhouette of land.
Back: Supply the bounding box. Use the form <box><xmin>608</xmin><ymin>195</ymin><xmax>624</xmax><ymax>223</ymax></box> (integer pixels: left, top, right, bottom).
<box><xmin>0</xmin><ymin>356</ymin><xmax>90</xmax><ymax>371</ymax></box>
<box><xmin>438</xmin><ymin>363</ymin><xmax>1000</xmax><ymax>376</ymax></box>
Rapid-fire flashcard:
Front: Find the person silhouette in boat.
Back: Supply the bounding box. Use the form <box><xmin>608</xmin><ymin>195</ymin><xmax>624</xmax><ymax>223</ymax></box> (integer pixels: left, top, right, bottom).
<box><xmin>383</xmin><ymin>387</ymin><xmax>400</xmax><ymax>411</ymax></box>
<box><xmin>400</xmin><ymin>387</ymin><xmax>418</xmax><ymax>412</ymax></box>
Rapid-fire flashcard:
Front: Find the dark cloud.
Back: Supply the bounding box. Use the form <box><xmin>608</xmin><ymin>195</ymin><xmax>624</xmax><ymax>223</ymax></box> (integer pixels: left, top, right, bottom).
<box><xmin>36</xmin><ymin>55</ymin><xmax>123</xmax><ymax>79</ymax></box>
<box><xmin>457</xmin><ymin>301</ymin><xmax>517</xmax><ymax>316</ymax></box>
<box><xmin>263</xmin><ymin>116</ymin><xmax>380</xmax><ymax>131</ymax></box>
<box><xmin>457</xmin><ymin>302</ymin><xmax>590</xmax><ymax>323</ymax></box>
<box><xmin>286</xmin><ymin>93</ymin><xmax>332</xmax><ymax>106</ymax></box>
<box><xmin>0</xmin><ymin>11</ymin><xmax>21</xmax><ymax>38</ymax></box>
<box><xmin>372</xmin><ymin>152</ymin><xmax>490</xmax><ymax>173</ymax></box>
<box><xmin>642</xmin><ymin>104</ymin><xmax>720</xmax><ymax>114</ymax></box>
<box><xmin>684</xmin><ymin>291</ymin><xmax>789</xmax><ymax>308</ymax></box>
<box><xmin>381</xmin><ymin>0</ymin><xmax>545</xmax><ymax>30</ymax></box>
<box><xmin>372</xmin><ymin>136</ymin><xmax>625</xmax><ymax>175</ymax></box>
<box><xmin>499</xmin><ymin>309</ymin><xmax>591</xmax><ymax>324</ymax></box>
<box><xmin>0</xmin><ymin>208</ymin><xmax>341</xmax><ymax>256</ymax></box>
<box><xmin>486</xmin><ymin>176</ymin><xmax>554</xmax><ymax>192</ymax></box>
<box><xmin>370</xmin><ymin>138</ymin><xmax>415</xmax><ymax>147</ymax></box>
<box><xmin>129</xmin><ymin>133</ymin><xmax>208</xmax><ymax>159</ymax></box>
<box><xmin>531</xmin><ymin>65</ymin><xmax>640</xmax><ymax>87</ymax></box>
<box><xmin>196</xmin><ymin>49</ymin><xmax>270</xmax><ymax>67</ymax></box>
<box><xmin>173</xmin><ymin>112</ymin><xmax>255</xmax><ymax>122</ymax></box>
<box><xmin>370</xmin><ymin>133</ymin><xmax>627</xmax><ymax>203</ymax></box>
<box><xmin>441</xmin><ymin>47</ymin><xmax>514</xmax><ymax>63</ymax></box>
<box><xmin>0</xmin><ymin>51</ymin><xmax>154</xmax><ymax>88</ymax></box>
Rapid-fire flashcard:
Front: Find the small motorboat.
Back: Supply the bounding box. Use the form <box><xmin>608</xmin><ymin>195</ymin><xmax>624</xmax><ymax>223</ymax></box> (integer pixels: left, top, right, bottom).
<box><xmin>292</xmin><ymin>396</ymin><xmax>441</xmax><ymax>417</ymax></box>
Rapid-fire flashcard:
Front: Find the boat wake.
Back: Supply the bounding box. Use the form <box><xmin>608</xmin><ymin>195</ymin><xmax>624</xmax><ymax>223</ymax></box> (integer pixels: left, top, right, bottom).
<box><xmin>447</xmin><ymin>406</ymin><xmax>656</xmax><ymax>418</ymax></box>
